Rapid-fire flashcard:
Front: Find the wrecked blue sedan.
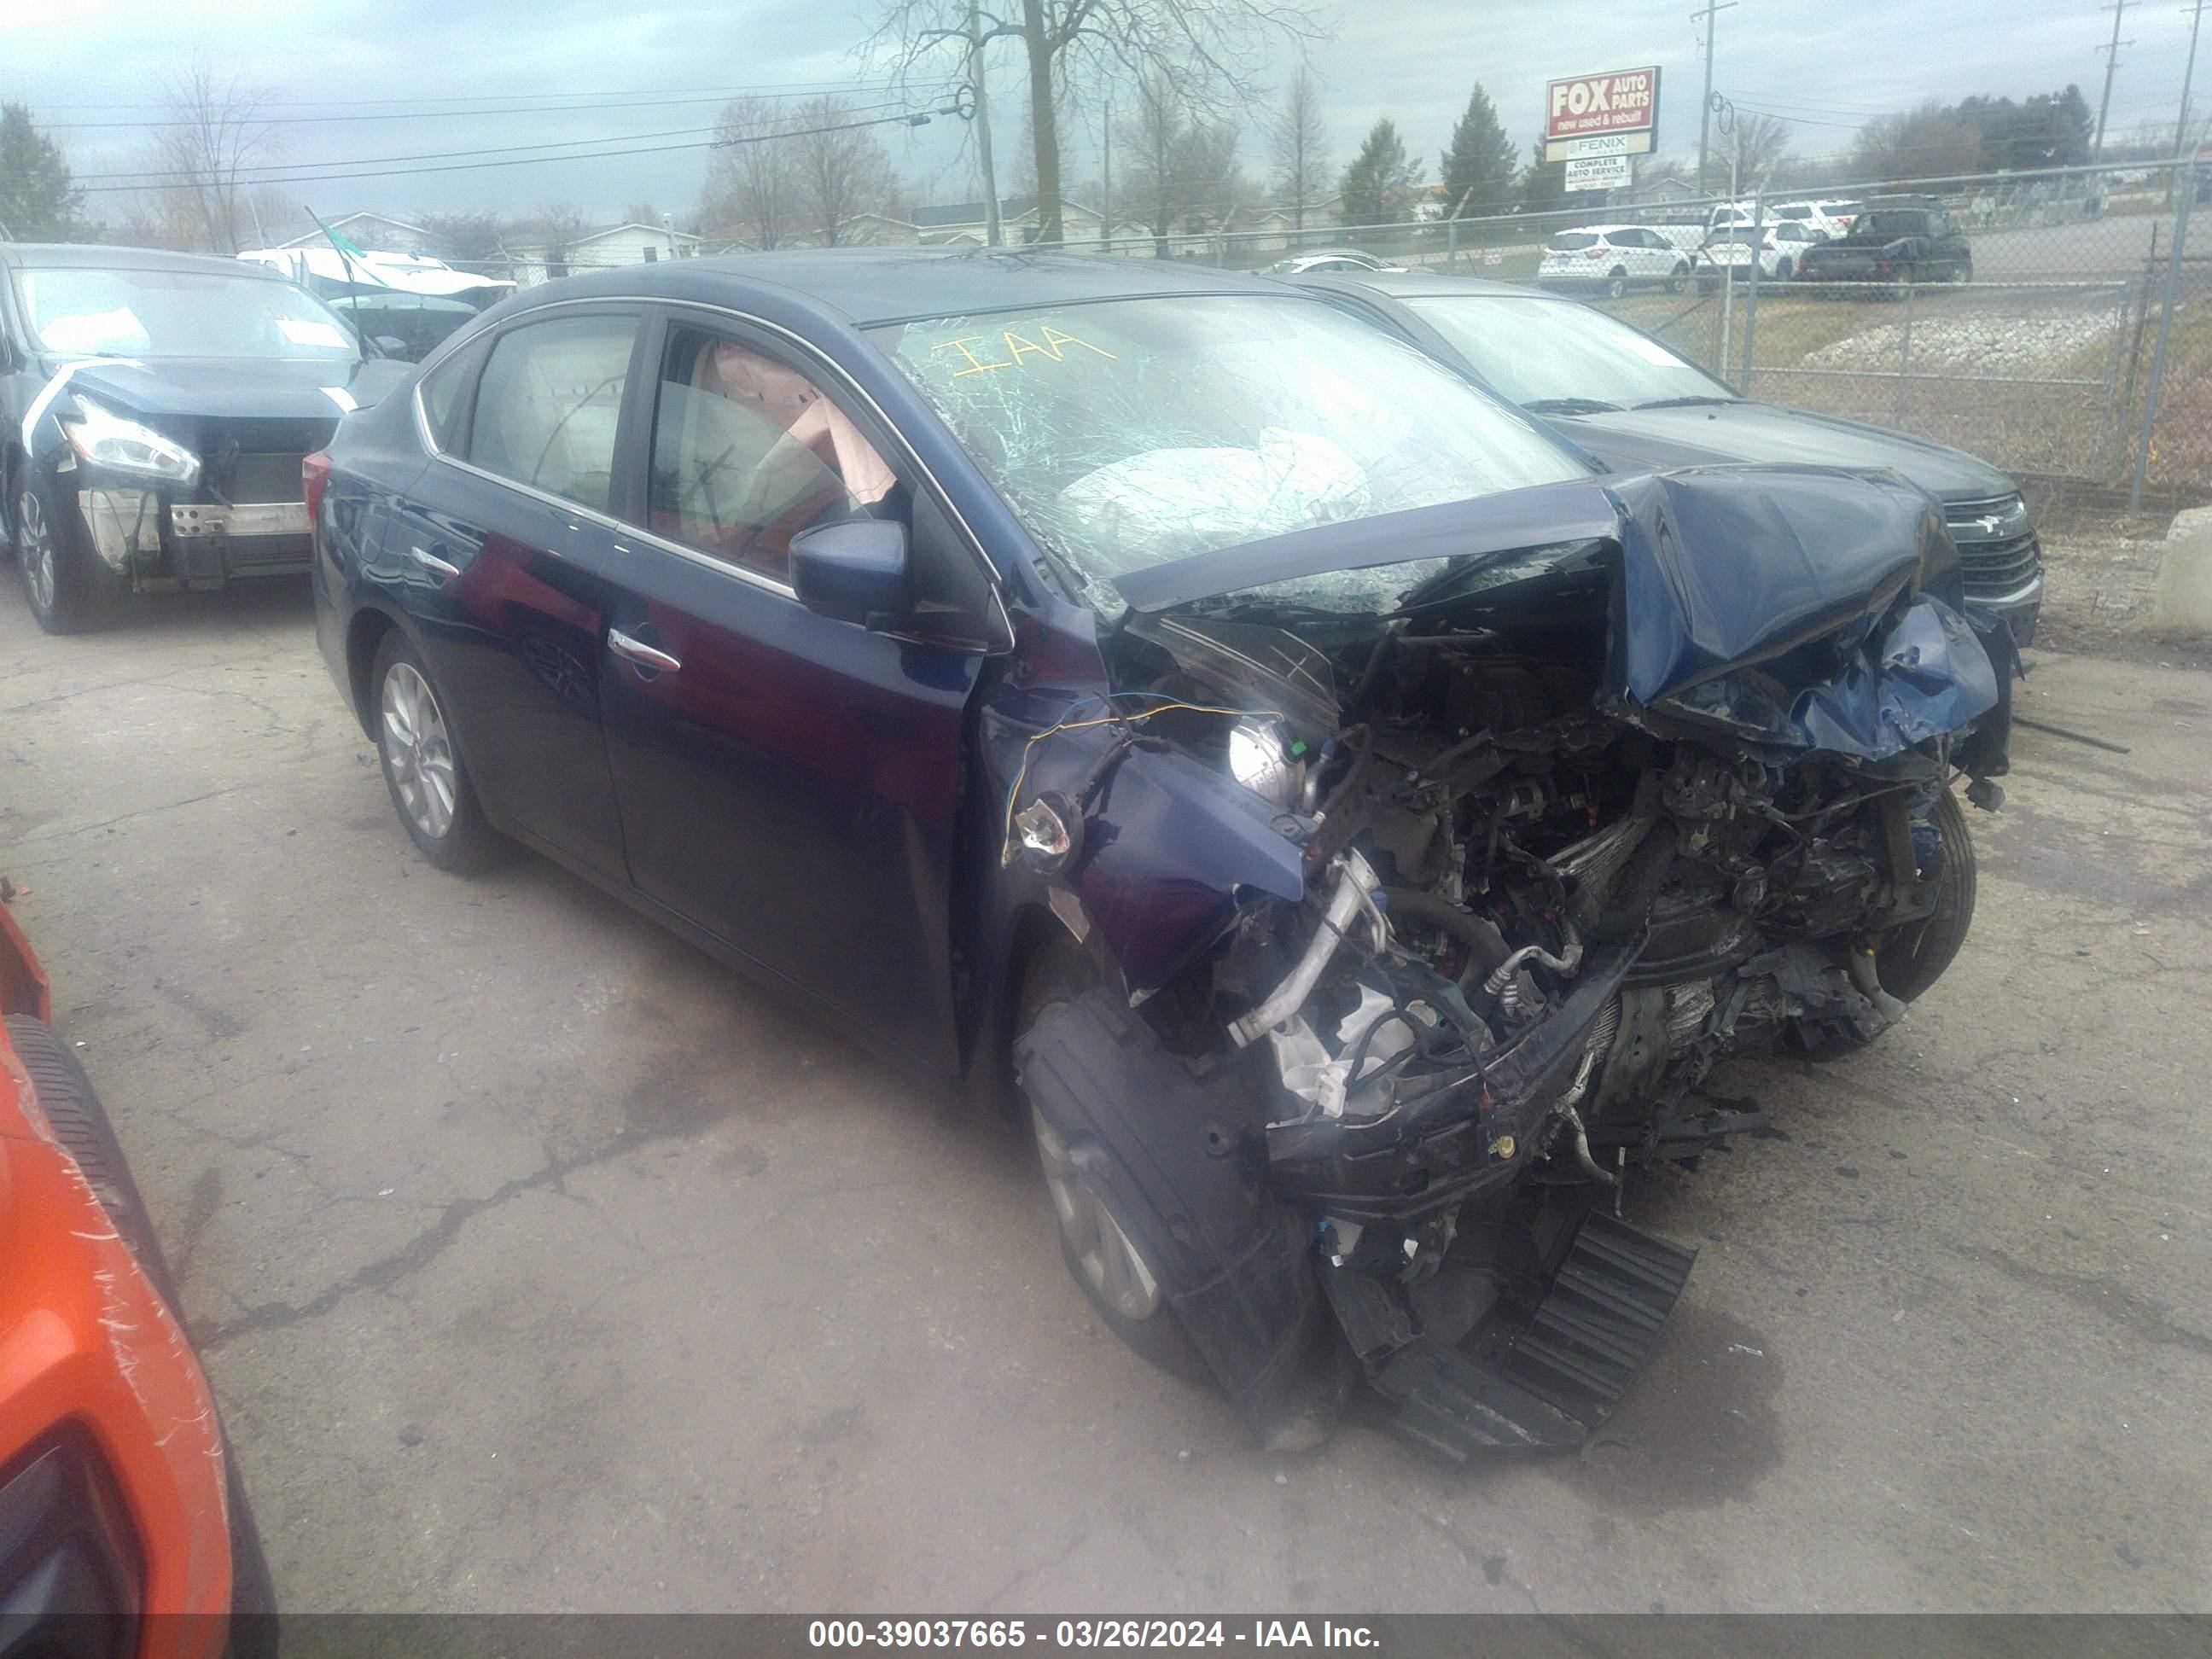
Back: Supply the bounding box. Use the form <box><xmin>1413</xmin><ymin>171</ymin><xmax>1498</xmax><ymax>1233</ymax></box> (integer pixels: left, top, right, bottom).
<box><xmin>308</xmin><ymin>250</ymin><xmax>2011</xmax><ymax>1459</ymax></box>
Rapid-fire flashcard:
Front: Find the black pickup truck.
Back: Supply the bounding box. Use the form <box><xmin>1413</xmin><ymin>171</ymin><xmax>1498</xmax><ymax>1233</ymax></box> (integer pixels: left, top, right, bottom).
<box><xmin>1794</xmin><ymin>197</ymin><xmax>1973</xmax><ymax>289</ymax></box>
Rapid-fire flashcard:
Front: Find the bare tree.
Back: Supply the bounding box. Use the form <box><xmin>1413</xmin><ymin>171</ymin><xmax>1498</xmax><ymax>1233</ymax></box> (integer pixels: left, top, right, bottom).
<box><xmin>700</xmin><ymin>96</ymin><xmax>802</xmax><ymax>250</ymax></box>
<box><xmin>420</xmin><ymin>210</ymin><xmax>508</xmax><ymax>271</ymax></box>
<box><xmin>143</xmin><ymin>59</ymin><xmax>276</xmax><ymax>253</ymax></box>
<box><xmin>1717</xmin><ymin>112</ymin><xmax>1793</xmax><ymax>192</ymax></box>
<box><xmin>871</xmin><ymin>0</ymin><xmax>1324</xmax><ymax>245</ymax></box>
<box><xmin>786</xmin><ymin>96</ymin><xmax>898</xmax><ymax>246</ymax></box>
<box><xmin>1268</xmin><ymin>66</ymin><xmax>1328</xmax><ymax>230</ymax></box>
<box><xmin>1120</xmin><ymin>72</ymin><xmax>1188</xmax><ymax>255</ymax></box>
<box><xmin>1852</xmin><ymin>101</ymin><xmax>1983</xmax><ymax>183</ymax></box>
<box><xmin>519</xmin><ymin>204</ymin><xmax>591</xmax><ymax>276</ymax></box>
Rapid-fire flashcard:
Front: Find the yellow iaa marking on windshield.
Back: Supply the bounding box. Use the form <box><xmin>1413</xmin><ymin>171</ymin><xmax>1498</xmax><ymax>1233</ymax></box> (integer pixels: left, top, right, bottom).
<box><xmin>934</xmin><ymin>335</ymin><xmax>1015</xmax><ymax>375</ymax></box>
<box><xmin>932</xmin><ymin>327</ymin><xmax>1118</xmax><ymax>375</ymax></box>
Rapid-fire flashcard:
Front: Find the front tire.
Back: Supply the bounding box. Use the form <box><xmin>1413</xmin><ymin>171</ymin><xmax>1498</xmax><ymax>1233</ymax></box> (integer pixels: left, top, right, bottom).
<box><xmin>1799</xmin><ymin>788</ymin><xmax>1978</xmax><ymax>1057</ymax></box>
<box><xmin>1666</xmin><ymin>260</ymin><xmax>1689</xmax><ymax>294</ymax></box>
<box><xmin>1016</xmin><ymin>946</ymin><xmax>1204</xmax><ymax>1382</ymax></box>
<box><xmin>371</xmin><ymin>632</ymin><xmax>498</xmax><ymax>873</ymax></box>
<box><xmin>14</xmin><ymin>471</ymin><xmax>119</xmax><ymax>635</ymax></box>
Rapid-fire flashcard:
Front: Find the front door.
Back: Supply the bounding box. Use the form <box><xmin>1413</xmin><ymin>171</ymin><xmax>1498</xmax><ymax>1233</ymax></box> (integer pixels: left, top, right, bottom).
<box><xmin>596</xmin><ymin>311</ymin><xmax>989</xmax><ymax>1073</ymax></box>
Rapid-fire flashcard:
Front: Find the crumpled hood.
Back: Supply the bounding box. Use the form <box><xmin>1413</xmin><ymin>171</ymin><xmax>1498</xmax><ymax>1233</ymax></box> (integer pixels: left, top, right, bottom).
<box><xmin>44</xmin><ymin>354</ymin><xmax>411</xmax><ymax>422</ymax></box>
<box><xmin>1113</xmin><ymin>463</ymin><xmax>2005</xmax><ymax>767</ymax></box>
<box><xmin>1554</xmin><ymin>401</ymin><xmax>2018</xmax><ymax>504</ymax></box>
<box><xmin>1604</xmin><ymin>466</ymin><xmax>2001</xmax><ymax>761</ymax></box>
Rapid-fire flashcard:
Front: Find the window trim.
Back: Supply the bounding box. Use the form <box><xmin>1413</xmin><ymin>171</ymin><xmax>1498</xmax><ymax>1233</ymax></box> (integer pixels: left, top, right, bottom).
<box><xmin>412</xmin><ymin>293</ymin><xmax>1013</xmax><ymax>646</ymax></box>
<box><xmin>441</xmin><ymin>305</ymin><xmax>644</xmax><ymax>521</ymax></box>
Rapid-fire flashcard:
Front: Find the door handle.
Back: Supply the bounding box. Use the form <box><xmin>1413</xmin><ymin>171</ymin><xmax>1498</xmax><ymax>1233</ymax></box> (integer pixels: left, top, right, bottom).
<box><xmin>410</xmin><ymin>544</ymin><xmax>461</xmax><ymax>581</ymax></box>
<box><xmin>608</xmin><ymin>627</ymin><xmax>682</xmax><ymax>675</ymax></box>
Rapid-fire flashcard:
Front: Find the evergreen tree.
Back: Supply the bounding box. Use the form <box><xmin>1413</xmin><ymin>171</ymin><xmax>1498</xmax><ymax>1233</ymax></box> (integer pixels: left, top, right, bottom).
<box><xmin>1516</xmin><ymin>139</ymin><xmax>1569</xmax><ymax>216</ymax></box>
<box><xmin>1440</xmin><ymin>84</ymin><xmax>1517</xmax><ymax>217</ymax></box>
<box><xmin>0</xmin><ymin>105</ymin><xmax>87</xmax><ymax>242</ymax></box>
<box><xmin>1338</xmin><ymin>117</ymin><xmax>1423</xmax><ymax>227</ymax></box>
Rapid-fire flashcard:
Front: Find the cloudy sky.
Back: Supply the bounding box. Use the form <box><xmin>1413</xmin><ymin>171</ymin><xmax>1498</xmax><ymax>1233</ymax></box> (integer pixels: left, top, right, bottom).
<box><xmin>7</xmin><ymin>0</ymin><xmax>2206</xmax><ymax>230</ymax></box>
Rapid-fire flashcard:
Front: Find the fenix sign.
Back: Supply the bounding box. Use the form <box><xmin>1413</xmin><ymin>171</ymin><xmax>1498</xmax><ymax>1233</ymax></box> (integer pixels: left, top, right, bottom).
<box><xmin>1544</xmin><ymin>67</ymin><xmax>1661</xmax><ymax>161</ymax></box>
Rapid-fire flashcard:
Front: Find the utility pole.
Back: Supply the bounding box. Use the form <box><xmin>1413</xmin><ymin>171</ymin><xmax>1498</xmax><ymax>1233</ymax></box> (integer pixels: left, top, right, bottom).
<box><xmin>2095</xmin><ymin>0</ymin><xmax>2134</xmax><ymax>162</ymax></box>
<box><xmin>1101</xmin><ymin>95</ymin><xmax>1114</xmax><ymax>249</ymax></box>
<box><xmin>1693</xmin><ymin>0</ymin><xmax>1739</xmax><ymax>194</ymax></box>
<box><xmin>969</xmin><ymin>0</ymin><xmax>1003</xmax><ymax>247</ymax></box>
<box><xmin>2179</xmin><ymin>0</ymin><xmax>2207</xmax><ymax>160</ymax></box>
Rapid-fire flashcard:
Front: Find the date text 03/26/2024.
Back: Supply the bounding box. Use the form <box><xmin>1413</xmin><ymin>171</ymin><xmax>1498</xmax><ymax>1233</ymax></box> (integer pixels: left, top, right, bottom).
<box><xmin>806</xmin><ymin>1621</ymin><xmax>1382</xmax><ymax>1650</ymax></box>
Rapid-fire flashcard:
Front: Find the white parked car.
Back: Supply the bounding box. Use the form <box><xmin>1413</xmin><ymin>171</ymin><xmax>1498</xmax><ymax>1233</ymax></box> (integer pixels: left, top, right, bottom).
<box><xmin>1263</xmin><ymin>250</ymin><xmax>1410</xmax><ymax>276</ymax></box>
<box><xmin>1536</xmin><ymin>225</ymin><xmax>1694</xmax><ymax>298</ymax></box>
<box><xmin>1696</xmin><ymin>219</ymin><xmax>1829</xmax><ymax>286</ymax></box>
<box><xmin>1768</xmin><ymin>200</ymin><xmax>1856</xmax><ymax>240</ymax></box>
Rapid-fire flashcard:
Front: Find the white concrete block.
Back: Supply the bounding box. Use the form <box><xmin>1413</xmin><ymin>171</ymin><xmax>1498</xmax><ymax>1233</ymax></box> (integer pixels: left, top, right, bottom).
<box><xmin>2151</xmin><ymin>505</ymin><xmax>2212</xmax><ymax>635</ymax></box>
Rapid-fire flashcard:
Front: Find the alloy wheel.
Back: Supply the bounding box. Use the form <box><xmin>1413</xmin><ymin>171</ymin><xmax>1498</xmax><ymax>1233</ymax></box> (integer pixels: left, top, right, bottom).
<box><xmin>18</xmin><ymin>489</ymin><xmax>55</xmax><ymax>615</ymax></box>
<box><xmin>380</xmin><ymin>661</ymin><xmax>458</xmax><ymax>840</ymax></box>
<box><xmin>1033</xmin><ymin>1108</ymin><xmax>1161</xmax><ymax>1320</ymax></box>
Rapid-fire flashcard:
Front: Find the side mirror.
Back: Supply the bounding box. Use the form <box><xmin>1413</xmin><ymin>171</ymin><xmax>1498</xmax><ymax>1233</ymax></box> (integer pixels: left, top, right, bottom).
<box><xmin>791</xmin><ymin>517</ymin><xmax>909</xmax><ymax>630</ymax></box>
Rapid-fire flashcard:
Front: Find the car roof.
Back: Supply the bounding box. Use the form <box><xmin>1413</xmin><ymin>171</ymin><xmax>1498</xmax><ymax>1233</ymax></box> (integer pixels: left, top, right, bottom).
<box><xmin>1549</xmin><ymin>224</ymin><xmax>1648</xmax><ymax>236</ymax></box>
<box><xmin>0</xmin><ymin>242</ymin><xmax>292</xmax><ymax>280</ymax></box>
<box><xmin>516</xmin><ymin>247</ymin><xmax>1293</xmax><ymax>329</ymax></box>
<box><xmin>1288</xmin><ymin>270</ymin><xmax>1557</xmax><ymax>305</ymax></box>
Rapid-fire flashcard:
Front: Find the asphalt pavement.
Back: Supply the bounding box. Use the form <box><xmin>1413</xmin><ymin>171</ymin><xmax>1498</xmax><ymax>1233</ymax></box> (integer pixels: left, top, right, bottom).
<box><xmin>1</xmin><ymin>573</ymin><xmax>2206</xmax><ymax>1613</ymax></box>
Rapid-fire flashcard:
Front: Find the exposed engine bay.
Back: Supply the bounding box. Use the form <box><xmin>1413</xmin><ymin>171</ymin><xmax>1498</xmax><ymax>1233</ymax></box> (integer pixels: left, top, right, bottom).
<box><xmin>1010</xmin><ymin>469</ymin><xmax>2013</xmax><ymax>1459</ymax></box>
<box><xmin>1119</xmin><ymin>591</ymin><xmax>1968</xmax><ymax>1165</ymax></box>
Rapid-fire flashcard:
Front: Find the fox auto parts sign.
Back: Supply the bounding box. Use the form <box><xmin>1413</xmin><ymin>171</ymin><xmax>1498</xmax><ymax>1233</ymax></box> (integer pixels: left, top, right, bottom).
<box><xmin>1544</xmin><ymin>67</ymin><xmax>1660</xmax><ymax>161</ymax></box>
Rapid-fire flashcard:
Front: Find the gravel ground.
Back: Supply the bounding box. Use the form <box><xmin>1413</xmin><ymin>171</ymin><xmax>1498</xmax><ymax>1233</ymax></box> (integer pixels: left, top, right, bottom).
<box><xmin>1802</xmin><ymin>307</ymin><xmax>2126</xmax><ymax>375</ymax></box>
<box><xmin>2</xmin><ymin>568</ymin><xmax>2209</xmax><ymax>1615</ymax></box>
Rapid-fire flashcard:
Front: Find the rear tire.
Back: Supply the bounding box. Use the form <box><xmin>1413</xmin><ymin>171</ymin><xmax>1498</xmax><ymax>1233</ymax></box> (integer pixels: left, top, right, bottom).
<box><xmin>1797</xmin><ymin>789</ymin><xmax>1978</xmax><ymax>1058</ymax></box>
<box><xmin>1016</xmin><ymin>945</ymin><xmax>1206</xmax><ymax>1383</ymax></box>
<box><xmin>1605</xmin><ymin>269</ymin><xmax>1628</xmax><ymax>300</ymax></box>
<box><xmin>370</xmin><ymin>632</ymin><xmax>498</xmax><ymax>873</ymax></box>
<box><xmin>14</xmin><ymin>471</ymin><xmax>119</xmax><ymax>635</ymax></box>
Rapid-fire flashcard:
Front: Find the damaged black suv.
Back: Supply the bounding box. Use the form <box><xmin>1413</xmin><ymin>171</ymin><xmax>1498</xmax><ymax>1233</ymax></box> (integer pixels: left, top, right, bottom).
<box><xmin>1</xmin><ymin>242</ymin><xmax>409</xmax><ymax>632</ymax></box>
<box><xmin>310</xmin><ymin>251</ymin><xmax>2013</xmax><ymax>1460</ymax></box>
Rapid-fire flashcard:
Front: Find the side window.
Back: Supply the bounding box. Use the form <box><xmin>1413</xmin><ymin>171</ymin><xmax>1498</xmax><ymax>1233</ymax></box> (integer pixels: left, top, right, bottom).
<box><xmin>418</xmin><ymin>335</ymin><xmax>489</xmax><ymax>454</ymax></box>
<box><xmin>645</xmin><ymin>323</ymin><xmax>900</xmax><ymax>582</ymax></box>
<box><xmin>468</xmin><ymin>313</ymin><xmax>635</xmax><ymax>511</ymax></box>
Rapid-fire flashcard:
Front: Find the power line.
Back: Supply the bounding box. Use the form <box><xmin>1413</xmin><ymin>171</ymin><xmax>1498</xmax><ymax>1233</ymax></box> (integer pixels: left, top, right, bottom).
<box><xmin>71</xmin><ymin>102</ymin><xmax>970</xmax><ymax>195</ymax></box>
<box><xmin>32</xmin><ymin>79</ymin><xmax>923</xmax><ymax>119</ymax></box>
<box><xmin>74</xmin><ymin>101</ymin><xmax>923</xmax><ymax>185</ymax></box>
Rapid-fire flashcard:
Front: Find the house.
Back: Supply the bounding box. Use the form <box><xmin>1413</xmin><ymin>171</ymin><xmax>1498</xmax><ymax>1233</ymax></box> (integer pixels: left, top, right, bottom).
<box><xmin>275</xmin><ymin>212</ymin><xmax>437</xmax><ymax>257</ymax></box>
<box><xmin>909</xmin><ymin>196</ymin><xmax>1148</xmax><ymax>250</ymax></box>
<box><xmin>506</xmin><ymin>222</ymin><xmax>704</xmax><ymax>285</ymax></box>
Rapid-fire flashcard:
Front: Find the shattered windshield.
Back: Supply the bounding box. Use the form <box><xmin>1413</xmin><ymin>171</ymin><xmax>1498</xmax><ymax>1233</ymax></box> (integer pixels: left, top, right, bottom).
<box><xmin>870</xmin><ymin>295</ymin><xmax>1587</xmax><ymax>614</ymax></box>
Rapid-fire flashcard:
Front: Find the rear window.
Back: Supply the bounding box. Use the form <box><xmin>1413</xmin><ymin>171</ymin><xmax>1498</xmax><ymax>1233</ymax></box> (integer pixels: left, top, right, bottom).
<box><xmin>1775</xmin><ymin>205</ymin><xmax>1813</xmax><ymax>219</ymax></box>
<box><xmin>1547</xmin><ymin>234</ymin><xmax>1600</xmax><ymax>251</ymax></box>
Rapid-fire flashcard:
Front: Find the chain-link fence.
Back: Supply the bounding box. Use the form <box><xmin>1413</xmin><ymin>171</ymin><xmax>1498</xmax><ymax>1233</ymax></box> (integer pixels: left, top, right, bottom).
<box><xmin>1087</xmin><ymin>159</ymin><xmax>2211</xmax><ymax>510</ymax></box>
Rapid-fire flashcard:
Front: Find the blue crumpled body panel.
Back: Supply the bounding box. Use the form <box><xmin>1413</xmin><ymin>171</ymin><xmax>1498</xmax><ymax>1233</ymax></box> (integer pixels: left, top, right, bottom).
<box><xmin>1604</xmin><ymin>466</ymin><xmax>2001</xmax><ymax>760</ymax></box>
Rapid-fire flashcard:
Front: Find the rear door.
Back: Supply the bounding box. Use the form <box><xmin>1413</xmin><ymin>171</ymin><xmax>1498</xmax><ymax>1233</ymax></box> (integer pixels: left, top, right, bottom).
<box><xmin>592</xmin><ymin>307</ymin><xmax>1000</xmax><ymax>1073</ymax></box>
<box><xmin>390</xmin><ymin>305</ymin><xmax>644</xmax><ymax>876</ymax></box>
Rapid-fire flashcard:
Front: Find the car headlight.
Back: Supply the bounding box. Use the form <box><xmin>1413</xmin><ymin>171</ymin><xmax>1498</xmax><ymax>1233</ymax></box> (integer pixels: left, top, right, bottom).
<box><xmin>1226</xmin><ymin>719</ymin><xmax>1304</xmax><ymax>810</ymax></box>
<box><xmin>59</xmin><ymin>399</ymin><xmax>201</xmax><ymax>487</ymax></box>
